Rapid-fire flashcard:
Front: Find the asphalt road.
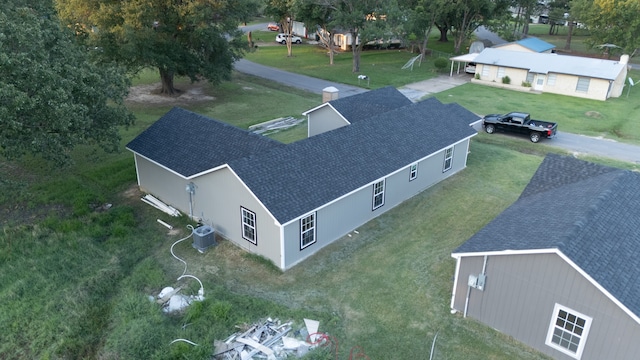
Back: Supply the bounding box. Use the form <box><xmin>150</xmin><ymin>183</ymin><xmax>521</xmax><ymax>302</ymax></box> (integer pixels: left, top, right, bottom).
<box><xmin>234</xmin><ymin>59</ymin><xmax>368</xmax><ymax>98</ymax></box>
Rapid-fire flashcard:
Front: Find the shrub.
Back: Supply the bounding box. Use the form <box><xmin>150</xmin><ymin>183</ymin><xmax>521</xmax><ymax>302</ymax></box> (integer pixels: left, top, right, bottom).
<box><xmin>502</xmin><ymin>76</ymin><xmax>511</xmax><ymax>84</ymax></box>
<box><xmin>433</xmin><ymin>57</ymin><xmax>448</xmax><ymax>71</ymax></box>
<box><xmin>522</xmin><ymin>81</ymin><xmax>532</xmax><ymax>87</ymax></box>
<box><xmin>474</xmin><ymin>73</ymin><xmax>480</xmax><ymax>80</ymax></box>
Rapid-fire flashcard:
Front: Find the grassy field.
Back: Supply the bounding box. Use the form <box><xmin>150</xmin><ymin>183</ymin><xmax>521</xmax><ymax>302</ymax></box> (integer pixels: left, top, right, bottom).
<box><xmin>1</xmin><ymin>31</ymin><xmax>638</xmax><ymax>359</ymax></box>
<box><xmin>245</xmin><ymin>37</ymin><xmax>443</xmax><ymax>89</ymax></box>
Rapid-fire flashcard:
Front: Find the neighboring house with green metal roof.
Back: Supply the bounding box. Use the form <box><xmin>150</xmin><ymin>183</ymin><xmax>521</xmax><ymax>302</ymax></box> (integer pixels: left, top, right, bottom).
<box><xmin>451</xmin><ymin>154</ymin><xmax>640</xmax><ymax>360</ymax></box>
<box><xmin>127</xmin><ymin>87</ymin><xmax>478</xmax><ymax>270</ymax></box>
<box><xmin>472</xmin><ymin>48</ymin><xmax>629</xmax><ymax>100</ymax></box>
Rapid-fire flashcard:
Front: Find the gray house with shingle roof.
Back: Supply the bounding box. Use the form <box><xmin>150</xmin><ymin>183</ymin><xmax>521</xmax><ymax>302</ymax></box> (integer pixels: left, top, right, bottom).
<box><xmin>128</xmin><ymin>87</ymin><xmax>478</xmax><ymax>270</ymax></box>
<box><xmin>451</xmin><ymin>154</ymin><xmax>640</xmax><ymax>360</ymax></box>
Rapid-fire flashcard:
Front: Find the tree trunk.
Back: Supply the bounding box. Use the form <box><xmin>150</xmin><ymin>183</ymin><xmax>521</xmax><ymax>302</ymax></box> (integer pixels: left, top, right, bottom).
<box><xmin>351</xmin><ymin>31</ymin><xmax>360</xmax><ymax>72</ymax></box>
<box><xmin>436</xmin><ymin>24</ymin><xmax>448</xmax><ymax>42</ymax></box>
<box><xmin>282</xmin><ymin>19</ymin><xmax>293</xmax><ymax>57</ymax></box>
<box><xmin>159</xmin><ymin>68</ymin><xmax>178</xmax><ymax>95</ymax></box>
<box><xmin>328</xmin><ymin>33</ymin><xmax>334</xmax><ymax>65</ymax></box>
<box><xmin>421</xmin><ymin>14</ymin><xmax>436</xmax><ymax>58</ymax></box>
<box><xmin>352</xmin><ymin>45</ymin><xmax>361</xmax><ymax>72</ymax></box>
<box><xmin>564</xmin><ymin>22</ymin><xmax>574</xmax><ymax>51</ymax></box>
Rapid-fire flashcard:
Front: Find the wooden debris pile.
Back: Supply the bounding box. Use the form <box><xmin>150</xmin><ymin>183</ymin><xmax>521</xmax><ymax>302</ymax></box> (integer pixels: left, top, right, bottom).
<box><xmin>213</xmin><ymin>318</ymin><xmax>323</xmax><ymax>360</ymax></box>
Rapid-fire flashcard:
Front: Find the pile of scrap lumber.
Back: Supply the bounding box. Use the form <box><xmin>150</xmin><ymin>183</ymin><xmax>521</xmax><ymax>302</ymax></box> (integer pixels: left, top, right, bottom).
<box><xmin>141</xmin><ymin>194</ymin><xmax>180</xmax><ymax>217</ymax></box>
<box><xmin>213</xmin><ymin>318</ymin><xmax>322</xmax><ymax>360</ymax></box>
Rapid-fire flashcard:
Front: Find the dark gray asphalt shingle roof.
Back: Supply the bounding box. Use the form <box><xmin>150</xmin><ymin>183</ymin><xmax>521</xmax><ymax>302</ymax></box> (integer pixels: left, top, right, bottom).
<box><xmin>328</xmin><ymin>86</ymin><xmax>413</xmax><ymax>123</ymax></box>
<box><xmin>127</xmin><ymin>87</ymin><xmax>478</xmax><ymax>223</ymax></box>
<box><xmin>230</xmin><ymin>97</ymin><xmax>477</xmax><ymax>223</ymax></box>
<box><xmin>126</xmin><ymin>108</ymin><xmax>285</xmax><ymax>177</ymax></box>
<box><xmin>454</xmin><ymin>154</ymin><xmax>640</xmax><ymax>318</ymax></box>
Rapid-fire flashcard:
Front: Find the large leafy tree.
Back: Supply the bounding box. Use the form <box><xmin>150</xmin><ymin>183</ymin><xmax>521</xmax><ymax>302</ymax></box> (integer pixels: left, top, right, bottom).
<box><xmin>400</xmin><ymin>0</ymin><xmax>442</xmax><ymax>58</ymax></box>
<box><xmin>433</xmin><ymin>0</ymin><xmax>508</xmax><ymax>52</ymax></box>
<box><xmin>265</xmin><ymin>0</ymin><xmax>299</xmax><ymax>57</ymax></box>
<box><xmin>447</xmin><ymin>0</ymin><xmax>508</xmax><ymax>53</ymax></box>
<box><xmin>296</xmin><ymin>0</ymin><xmax>339</xmax><ymax>65</ymax></box>
<box><xmin>572</xmin><ymin>0</ymin><xmax>640</xmax><ymax>56</ymax></box>
<box><xmin>548</xmin><ymin>0</ymin><xmax>570</xmax><ymax>35</ymax></box>
<box><xmin>0</xmin><ymin>0</ymin><xmax>133</xmax><ymax>165</ymax></box>
<box><xmin>56</xmin><ymin>0</ymin><xmax>252</xmax><ymax>95</ymax></box>
<box><xmin>331</xmin><ymin>0</ymin><xmax>388</xmax><ymax>72</ymax></box>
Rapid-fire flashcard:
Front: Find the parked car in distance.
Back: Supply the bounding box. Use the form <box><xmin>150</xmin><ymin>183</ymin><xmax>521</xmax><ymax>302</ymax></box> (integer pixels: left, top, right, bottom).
<box><xmin>483</xmin><ymin>112</ymin><xmax>558</xmax><ymax>143</ymax></box>
<box><xmin>267</xmin><ymin>23</ymin><xmax>280</xmax><ymax>31</ymax></box>
<box><xmin>275</xmin><ymin>33</ymin><xmax>302</xmax><ymax>44</ymax></box>
<box><xmin>465</xmin><ymin>62</ymin><xmax>476</xmax><ymax>74</ymax></box>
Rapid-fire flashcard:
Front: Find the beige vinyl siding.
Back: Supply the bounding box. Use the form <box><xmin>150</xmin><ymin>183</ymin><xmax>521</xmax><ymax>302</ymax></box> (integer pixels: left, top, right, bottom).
<box><xmin>454</xmin><ymin>253</ymin><xmax>640</xmax><ymax>360</ymax></box>
<box><xmin>472</xmin><ymin>65</ymin><xmax>618</xmax><ymax>101</ymax></box>
<box><xmin>282</xmin><ymin>139</ymin><xmax>472</xmax><ymax>269</ymax></box>
<box><xmin>135</xmin><ymin>155</ymin><xmax>282</xmax><ymax>266</ymax></box>
<box><xmin>307</xmin><ymin>105</ymin><xmax>349</xmax><ymax>137</ymax></box>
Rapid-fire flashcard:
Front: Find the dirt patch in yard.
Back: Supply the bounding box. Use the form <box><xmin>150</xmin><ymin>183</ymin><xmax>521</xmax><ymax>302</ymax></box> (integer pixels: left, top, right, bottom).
<box><xmin>126</xmin><ymin>82</ymin><xmax>215</xmax><ymax>106</ymax></box>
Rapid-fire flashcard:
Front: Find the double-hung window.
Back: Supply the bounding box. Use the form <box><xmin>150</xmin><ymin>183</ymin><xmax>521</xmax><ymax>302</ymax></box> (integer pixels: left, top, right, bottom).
<box><xmin>372</xmin><ymin>180</ymin><xmax>385</xmax><ymax>210</ymax></box>
<box><xmin>443</xmin><ymin>147</ymin><xmax>454</xmax><ymax>172</ymax></box>
<box><xmin>576</xmin><ymin>77</ymin><xmax>590</xmax><ymax>92</ymax></box>
<box><xmin>300</xmin><ymin>212</ymin><xmax>316</xmax><ymax>249</ymax></box>
<box><xmin>547</xmin><ymin>73</ymin><xmax>557</xmax><ymax>86</ymax></box>
<box><xmin>409</xmin><ymin>163</ymin><xmax>418</xmax><ymax>181</ymax></box>
<box><xmin>526</xmin><ymin>72</ymin><xmax>535</xmax><ymax>84</ymax></box>
<box><xmin>481</xmin><ymin>65</ymin><xmax>490</xmax><ymax>78</ymax></box>
<box><xmin>241</xmin><ymin>207</ymin><xmax>257</xmax><ymax>244</ymax></box>
<box><xmin>545</xmin><ymin>303</ymin><xmax>592</xmax><ymax>359</ymax></box>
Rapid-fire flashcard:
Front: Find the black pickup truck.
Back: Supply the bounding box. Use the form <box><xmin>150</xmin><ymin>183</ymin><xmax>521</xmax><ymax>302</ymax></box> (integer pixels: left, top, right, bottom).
<box><xmin>483</xmin><ymin>112</ymin><xmax>557</xmax><ymax>143</ymax></box>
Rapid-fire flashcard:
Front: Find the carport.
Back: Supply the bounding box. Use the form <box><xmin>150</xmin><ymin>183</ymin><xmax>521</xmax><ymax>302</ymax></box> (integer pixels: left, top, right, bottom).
<box><xmin>449</xmin><ymin>53</ymin><xmax>479</xmax><ymax>76</ymax></box>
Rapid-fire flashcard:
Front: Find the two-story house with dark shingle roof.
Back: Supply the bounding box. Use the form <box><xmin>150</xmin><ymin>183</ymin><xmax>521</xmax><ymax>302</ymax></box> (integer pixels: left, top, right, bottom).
<box><xmin>128</xmin><ymin>87</ymin><xmax>478</xmax><ymax>270</ymax></box>
<box><xmin>451</xmin><ymin>154</ymin><xmax>640</xmax><ymax>360</ymax></box>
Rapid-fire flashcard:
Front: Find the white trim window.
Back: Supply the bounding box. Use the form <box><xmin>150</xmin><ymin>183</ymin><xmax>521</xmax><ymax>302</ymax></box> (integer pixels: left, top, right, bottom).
<box><xmin>300</xmin><ymin>212</ymin><xmax>316</xmax><ymax>249</ymax></box>
<box><xmin>443</xmin><ymin>147</ymin><xmax>454</xmax><ymax>172</ymax></box>
<box><xmin>409</xmin><ymin>163</ymin><xmax>418</xmax><ymax>181</ymax></box>
<box><xmin>576</xmin><ymin>77</ymin><xmax>590</xmax><ymax>92</ymax></box>
<box><xmin>526</xmin><ymin>72</ymin><xmax>535</xmax><ymax>84</ymax></box>
<box><xmin>547</xmin><ymin>73</ymin><xmax>557</xmax><ymax>86</ymax></box>
<box><xmin>481</xmin><ymin>65</ymin><xmax>490</xmax><ymax>78</ymax></box>
<box><xmin>241</xmin><ymin>207</ymin><xmax>257</xmax><ymax>244</ymax></box>
<box><xmin>545</xmin><ymin>303</ymin><xmax>592</xmax><ymax>359</ymax></box>
<box><xmin>372</xmin><ymin>180</ymin><xmax>385</xmax><ymax>210</ymax></box>
<box><xmin>497</xmin><ymin>67</ymin><xmax>505</xmax><ymax>79</ymax></box>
